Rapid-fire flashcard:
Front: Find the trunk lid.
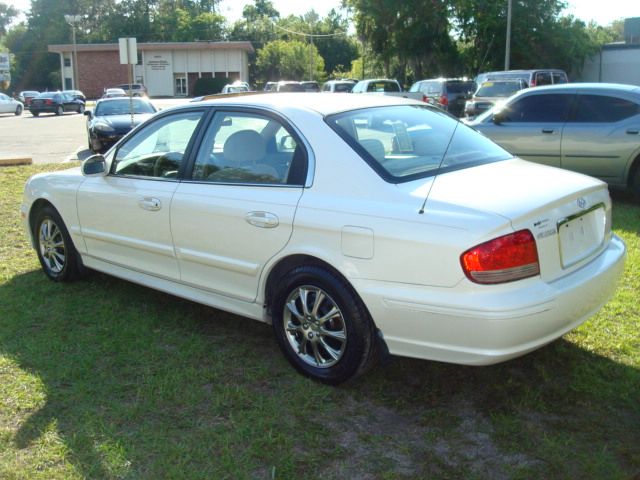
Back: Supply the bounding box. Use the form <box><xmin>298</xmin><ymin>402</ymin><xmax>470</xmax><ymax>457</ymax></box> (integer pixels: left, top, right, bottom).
<box><xmin>423</xmin><ymin>158</ymin><xmax>612</xmax><ymax>282</ymax></box>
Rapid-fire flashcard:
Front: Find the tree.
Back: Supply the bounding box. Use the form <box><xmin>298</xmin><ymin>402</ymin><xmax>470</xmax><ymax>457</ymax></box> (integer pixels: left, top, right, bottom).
<box><xmin>256</xmin><ymin>39</ymin><xmax>324</xmax><ymax>81</ymax></box>
<box><xmin>0</xmin><ymin>2</ymin><xmax>18</xmax><ymax>36</ymax></box>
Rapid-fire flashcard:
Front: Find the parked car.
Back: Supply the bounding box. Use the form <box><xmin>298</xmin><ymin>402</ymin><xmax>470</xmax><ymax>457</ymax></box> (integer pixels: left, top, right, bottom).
<box><xmin>475</xmin><ymin>69</ymin><xmax>568</xmax><ymax>88</ymax></box>
<box><xmin>102</xmin><ymin>88</ymin><xmax>127</xmax><ymax>99</ymax></box>
<box><xmin>409</xmin><ymin>78</ymin><xmax>477</xmax><ymax>117</ymax></box>
<box><xmin>464</xmin><ymin>79</ymin><xmax>528</xmax><ymax>119</ymax></box>
<box><xmin>322</xmin><ymin>80</ymin><xmax>356</xmax><ymax>93</ymax></box>
<box><xmin>29</xmin><ymin>92</ymin><xmax>85</xmax><ymax>116</ymax></box>
<box><xmin>300</xmin><ymin>81</ymin><xmax>320</xmax><ymax>92</ymax></box>
<box><xmin>0</xmin><ymin>92</ymin><xmax>23</xmax><ymax>115</ymax></box>
<box><xmin>275</xmin><ymin>81</ymin><xmax>305</xmax><ymax>92</ymax></box>
<box><xmin>470</xmin><ymin>83</ymin><xmax>640</xmax><ymax>196</ymax></box>
<box><xmin>18</xmin><ymin>90</ymin><xmax>39</xmax><ymax>106</ymax></box>
<box><xmin>85</xmin><ymin>97</ymin><xmax>157</xmax><ymax>153</ymax></box>
<box><xmin>221</xmin><ymin>83</ymin><xmax>250</xmax><ymax>94</ymax></box>
<box><xmin>115</xmin><ymin>83</ymin><xmax>148</xmax><ymax>97</ymax></box>
<box><xmin>263</xmin><ymin>81</ymin><xmax>277</xmax><ymax>92</ymax></box>
<box><xmin>63</xmin><ymin>89</ymin><xmax>86</xmax><ymax>102</ymax></box>
<box><xmin>351</xmin><ymin>78</ymin><xmax>424</xmax><ymax>101</ymax></box>
<box><xmin>22</xmin><ymin>93</ymin><xmax>626</xmax><ymax>384</ymax></box>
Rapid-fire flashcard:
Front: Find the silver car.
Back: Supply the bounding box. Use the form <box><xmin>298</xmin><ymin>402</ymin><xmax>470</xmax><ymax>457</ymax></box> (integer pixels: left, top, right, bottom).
<box><xmin>0</xmin><ymin>92</ymin><xmax>23</xmax><ymax>115</ymax></box>
<box><xmin>470</xmin><ymin>83</ymin><xmax>640</xmax><ymax>196</ymax></box>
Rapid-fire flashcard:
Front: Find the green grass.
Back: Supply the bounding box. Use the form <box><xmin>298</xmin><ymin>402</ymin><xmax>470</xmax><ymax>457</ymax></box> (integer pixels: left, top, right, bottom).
<box><xmin>1</xmin><ymin>165</ymin><xmax>639</xmax><ymax>479</ymax></box>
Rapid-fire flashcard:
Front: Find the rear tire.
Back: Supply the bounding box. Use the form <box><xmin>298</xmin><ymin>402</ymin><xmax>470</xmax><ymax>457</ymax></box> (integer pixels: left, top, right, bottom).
<box><xmin>31</xmin><ymin>111</ymin><xmax>39</xmax><ymax>117</ymax></box>
<box><xmin>632</xmin><ymin>166</ymin><xmax>640</xmax><ymax>200</ymax></box>
<box><xmin>33</xmin><ymin>206</ymin><xmax>82</xmax><ymax>282</ymax></box>
<box><xmin>78</xmin><ymin>104</ymin><xmax>85</xmax><ymax>114</ymax></box>
<box><xmin>271</xmin><ymin>266</ymin><xmax>378</xmax><ymax>384</ymax></box>
<box><xmin>15</xmin><ymin>105</ymin><xmax>22</xmax><ymax>116</ymax></box>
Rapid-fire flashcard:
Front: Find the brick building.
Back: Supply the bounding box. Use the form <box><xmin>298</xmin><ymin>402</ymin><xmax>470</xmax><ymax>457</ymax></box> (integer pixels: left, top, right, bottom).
<box><xmin>48</xmin><ymin>41</ymin><xmax>254</xmax><ymax>99</ymax></box>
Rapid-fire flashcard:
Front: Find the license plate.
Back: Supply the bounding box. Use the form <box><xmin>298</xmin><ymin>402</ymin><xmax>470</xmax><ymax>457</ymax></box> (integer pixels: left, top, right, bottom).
<box><xmin>558</xmin><ymin>204</ymin><xmax>606</xmax><ymax>268</ymax></box>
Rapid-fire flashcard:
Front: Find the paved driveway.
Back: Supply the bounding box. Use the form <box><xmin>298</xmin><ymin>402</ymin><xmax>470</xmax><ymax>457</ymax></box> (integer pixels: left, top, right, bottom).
<box><xmin>0</xmin><ymin>98</ymin><xmax>191</xmax><ymax>164</ymax></box>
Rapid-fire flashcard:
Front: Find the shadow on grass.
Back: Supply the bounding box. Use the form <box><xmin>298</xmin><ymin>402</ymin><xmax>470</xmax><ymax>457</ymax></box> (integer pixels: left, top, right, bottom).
<box><xmin>1</xmin><ymin>269</ymin><xmax>639</xmax><ymax>479</ymax></box>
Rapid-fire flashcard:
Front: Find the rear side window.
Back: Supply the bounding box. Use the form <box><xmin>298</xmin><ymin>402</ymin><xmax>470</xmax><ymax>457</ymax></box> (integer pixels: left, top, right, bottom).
<box><xmin>501</xmin><ymin>93</ymin><xmax>572</xmax><ymax>122</ymax></box>
<box><xmin>552</xmin><ymin>72</ymin><xmax>567</xmax><ymax>84</ymax></box>
<box><xmin>535</xmin><ymin>72</ymin><xmax>552</xmax><ymax>86</ymax></box>
<box><xmin>572</xmin><ymin>94</ymin><xmax>640</xmax><ymax>123</ymax></box>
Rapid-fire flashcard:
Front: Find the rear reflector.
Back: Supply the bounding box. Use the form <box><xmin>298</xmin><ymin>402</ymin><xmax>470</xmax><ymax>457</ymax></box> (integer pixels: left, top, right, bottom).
<box><xmin>461</xmin><ymin>230</ymin><xmax>540</xmax><ymax>284</ymax></box>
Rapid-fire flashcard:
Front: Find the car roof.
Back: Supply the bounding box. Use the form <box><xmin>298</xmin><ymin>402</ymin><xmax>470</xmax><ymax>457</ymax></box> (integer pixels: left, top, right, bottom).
<box><xmin>188</xmin><ymin>92</ymin><xmax>424</xmax><ymax>116</ymax></box>
<box><xmin>519</xmin><ymin>83</ymin><xmax>640</xmax><ymax>94</ymax></box>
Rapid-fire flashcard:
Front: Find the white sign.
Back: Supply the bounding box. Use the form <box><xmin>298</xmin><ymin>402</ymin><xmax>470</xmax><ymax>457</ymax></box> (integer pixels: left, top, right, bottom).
<box><xmin>118</xmin><ymin>38</ymin><xmax>137</xmax><ymax>65</ymax></box>
<box><xmin>0</xmin><ymin>52</ymin><xmax>9</xmax><ymax>71</ymax></box>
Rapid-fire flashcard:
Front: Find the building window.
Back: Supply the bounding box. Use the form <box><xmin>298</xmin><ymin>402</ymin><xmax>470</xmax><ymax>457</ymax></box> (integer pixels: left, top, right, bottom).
<box><xmin>64</xmin><ymin>78</ymin><xmax>73</xmax><ymax>89</ymax></box>
<box><xmin>64</xmin><ymin>58</ymin><xmax>71</xmax><ymax>67</ymax></box>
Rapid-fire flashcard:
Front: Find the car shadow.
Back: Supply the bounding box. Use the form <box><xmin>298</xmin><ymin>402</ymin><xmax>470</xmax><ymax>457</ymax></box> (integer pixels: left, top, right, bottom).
<box><xmin>1</xmin><ymin>269</ymin><xmax>638</xmax><ymax>478</ymax></box>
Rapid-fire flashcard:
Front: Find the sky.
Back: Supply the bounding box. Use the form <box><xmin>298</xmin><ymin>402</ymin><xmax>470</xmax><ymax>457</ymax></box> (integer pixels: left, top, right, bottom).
<box><xmin>4</xmin><ymin>0</ymin><xmax>639</xmax><ymax>28</ymax></box>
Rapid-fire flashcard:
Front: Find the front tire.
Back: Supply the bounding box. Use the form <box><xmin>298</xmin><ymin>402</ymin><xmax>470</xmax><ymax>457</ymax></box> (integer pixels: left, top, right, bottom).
<box><xmin>78</xmin><ymin>104</ymin><xmax>85</xmax><ymax>114</ymax></box>
<box><xmin>31</xmin><ymin>111</ymin><xmax>39</xmax><ymax>117</ymax></box>
<box><xmin>56</xmin><ymin>105</ymin><xmax>63</xmax><ymax>116</ymax></box>
<box><xmin>33</xmin><ymin>206</ymin><xmax>82</xmax><ymax>282</ymax></box>
<box><xmin>272</xmin><ymin>266</ymin><xmax>377</xmax><ymax>384</ymax></box>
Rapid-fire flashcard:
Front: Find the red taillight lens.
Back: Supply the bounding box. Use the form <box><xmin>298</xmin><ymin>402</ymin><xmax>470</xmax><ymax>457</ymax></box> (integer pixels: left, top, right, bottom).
<box><xmin>461</xmin><ymin>230</ymin><xmax>540</xmax><ymax>284</ymax></box>
<box><xmin>530</xmin><ymin>80</ymin><xmax>536</xmax><ymax>87</ymax></box>
<box><xmin>45</xmin><ymin>99</ymin><xmax>52</xmax><ymax>105</ymax></box>
<box><xmin>422</xmin><ymin>94</ymin><xmax>428</xmax><ymax>103</ymax></box>
<box><xmin>439</xmin><ymin>94</ymin><xmax>449</xmax><ymax>106</ymax></box>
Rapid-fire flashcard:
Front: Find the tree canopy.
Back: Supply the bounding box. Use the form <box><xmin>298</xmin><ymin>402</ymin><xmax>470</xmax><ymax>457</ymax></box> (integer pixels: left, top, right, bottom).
<box><xmin>0</xmin><ymin>0</ymin><xmax>629</xmax><ymax>92</ymax></box>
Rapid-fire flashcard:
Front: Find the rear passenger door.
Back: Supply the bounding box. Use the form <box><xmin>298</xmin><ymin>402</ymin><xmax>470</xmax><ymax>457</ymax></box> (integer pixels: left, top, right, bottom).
<box><xmin>561</xmin><ymin>93</ymin><xmax>640</xmax><ymax>184</ymax></box>
<box><xmin>171</xmin><ymin>109</ymin><xmax>308</xmax><ymax>302</ymax></box>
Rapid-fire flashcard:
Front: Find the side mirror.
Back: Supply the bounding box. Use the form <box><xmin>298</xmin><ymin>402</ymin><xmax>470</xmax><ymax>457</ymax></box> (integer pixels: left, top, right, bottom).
<box><xmin>82</xmin><ymin>154</ymin><xmax>107</xmax><ymax>176</ymax></box>
<box><xmin>492</xmin><ymin>110</ymin><xmax>506</xmax><ymax>125</ymax></box>
<box><xmin>84</xmin><ymin>110</ymin><xmax>92</xmax><ymax>118</ymax></box>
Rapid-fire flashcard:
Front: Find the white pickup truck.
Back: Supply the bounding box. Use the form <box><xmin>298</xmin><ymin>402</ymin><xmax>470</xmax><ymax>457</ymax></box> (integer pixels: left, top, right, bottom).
<box><xmin>351</xmin><ymin>78</ymin><xmax>425</xmax><ymax>101</ymax></box>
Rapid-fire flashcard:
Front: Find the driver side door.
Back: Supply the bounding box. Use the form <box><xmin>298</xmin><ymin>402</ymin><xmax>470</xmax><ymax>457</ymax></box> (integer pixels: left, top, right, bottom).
<box><xmin>76</xmin><ymin>110</ymin><xmax>205</xmax><ymax>279</ymax></box>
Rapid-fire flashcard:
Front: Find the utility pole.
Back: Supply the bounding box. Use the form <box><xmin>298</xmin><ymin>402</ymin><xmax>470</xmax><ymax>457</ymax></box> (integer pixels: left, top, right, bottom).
<box><xmin>64</xmin><ymin>15</ymin><xmax>82</xmax><ymax>90</ymax></box>
<box><xmin>504</xmin><ymin>0</ymin><xmax>512</xmax><ymax>70</ymax></box>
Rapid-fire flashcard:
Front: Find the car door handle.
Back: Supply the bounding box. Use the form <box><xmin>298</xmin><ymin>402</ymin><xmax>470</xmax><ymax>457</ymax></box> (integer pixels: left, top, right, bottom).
<box><xmin>245</xmin><ymin>211</ymin><xmax>279</xmax><ymax>228</ymax></box>
<box><xmin>626</xmin><ymin>128</ymin><xmax>639</xmax><ymax>135</ymax></box>
<box><xmin>541</xmin><ymin>129</ymin><xmax>555</xmax><ymax>134</ymax></box>
<box><xmin>138</xmin><ymin>197</ymin><xmax>162</xmax><ymax>211</ymax></box>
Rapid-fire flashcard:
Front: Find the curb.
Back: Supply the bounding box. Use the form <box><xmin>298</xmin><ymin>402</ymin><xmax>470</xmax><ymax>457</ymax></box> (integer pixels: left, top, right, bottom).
<box><xmin>0</xmin><ymin>157</ymin><xmax>32</xmax><ymax>167</ymax></box>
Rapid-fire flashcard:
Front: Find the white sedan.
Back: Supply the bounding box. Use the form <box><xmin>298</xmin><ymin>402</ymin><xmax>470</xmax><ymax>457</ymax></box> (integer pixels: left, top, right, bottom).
<box><xmin>0</xmin><ymin>92</ymin><xmax>23</xmax><ymax>115</ymax></box>
<box><xmin>21</xmin><ymin>93</ymin><xmax>626</xmax><ymax>384</ymax></box>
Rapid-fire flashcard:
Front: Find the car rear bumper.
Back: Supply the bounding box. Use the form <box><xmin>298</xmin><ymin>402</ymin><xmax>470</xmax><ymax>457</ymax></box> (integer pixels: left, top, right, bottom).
<box><xmin>355</xmin><ymin>234</ymin><xmax>626</xmax><ymax>365</ymax></box>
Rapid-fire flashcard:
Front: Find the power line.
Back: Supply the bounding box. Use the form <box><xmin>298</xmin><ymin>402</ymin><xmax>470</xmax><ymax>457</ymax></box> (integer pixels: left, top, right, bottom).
<box><xmin>273</xmin><ymin>24</ymin><xmax>346</xmax><ymax>38</ymax></box>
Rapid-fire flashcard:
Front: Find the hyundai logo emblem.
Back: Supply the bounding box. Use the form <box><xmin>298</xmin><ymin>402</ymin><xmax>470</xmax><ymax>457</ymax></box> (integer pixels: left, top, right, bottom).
<box><xmin>577</xmin><ymin>197</ymin><xmax>587</xmax><ymax>209</ymax></box>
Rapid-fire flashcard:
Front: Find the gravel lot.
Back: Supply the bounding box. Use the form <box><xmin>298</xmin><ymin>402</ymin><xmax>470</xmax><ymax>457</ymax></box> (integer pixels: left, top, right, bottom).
<box><xmin>0</xmin><ymin>98</ymin><xmax>191</xmax><ymax>165</ymax></box>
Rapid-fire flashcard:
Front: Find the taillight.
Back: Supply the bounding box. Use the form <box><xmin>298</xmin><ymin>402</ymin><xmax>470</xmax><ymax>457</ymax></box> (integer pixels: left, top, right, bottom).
<box><xmin>45</xmin><ymin>99</ymin><xmax>52</xmax><ymax>105</ymax></box>
<box><xmin>460</xmin><ymin>230</ymin><xmax>540</xmax><ymax>284</ymax></box>
<box><xmin>530</xmin><ymin>79</ymin><xmax>536</xmax><ymax>87</ymax></box>
<box><xmin>422</xmin><ymin>94</ymin><xmax>428</xmax><ymax>103</ymax></box>
<box><xmin>439</xmin><ymin>94</ymin><xmax>449</xmax><ymax>106</ymax></box>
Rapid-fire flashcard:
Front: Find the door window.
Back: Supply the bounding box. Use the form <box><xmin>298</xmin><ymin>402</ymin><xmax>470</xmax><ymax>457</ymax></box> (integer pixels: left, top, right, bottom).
<box><xmin>191</xmin><ymin>111</ymin><xmax>307</xmax><ymax>185</ymax></box>
<box><xmin>112</xmin><ymin>111</ymin><xmax>204</xmax><ymax>179</ymax></box>
<box><xmin>572</xmin><ymin>94</ymin><xmax>640</xmax><ymax>123</ymax></box>
<box><xmin>502</xmin><ymin>94</ymin><xmax>572</xmax><ymax>122</ymax></box>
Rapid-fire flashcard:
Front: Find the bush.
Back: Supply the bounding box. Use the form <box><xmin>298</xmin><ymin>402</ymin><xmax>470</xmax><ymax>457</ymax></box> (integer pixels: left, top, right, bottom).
<box><xmin>193</xmin><ymin>77</ymin><xmax>230</xmax><ymax>96</ymax></box>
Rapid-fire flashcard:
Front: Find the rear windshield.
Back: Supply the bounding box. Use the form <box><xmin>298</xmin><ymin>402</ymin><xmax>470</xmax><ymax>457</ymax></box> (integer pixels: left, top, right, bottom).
<box><xmin>95</xmin><ymin>99</ymin><xmax>156</xmax><ymax>116</ymax></box>
<box><xmin>334</xmin><ymin>83</ymin><xmax>354</xmax><ymax>92</ymax></box>
<box><xmin>446</xmin><ymin>81</ymin><xmax>476</xmax><ymax>94</ymax></box>
<box><xmin>326</xmin><ymin>105</ymin><xmax>511</xmax><ymax>183</ymax></box>
<box><xmin>476</xmin><ymin>81</ymin><xmax>523</xmax><ymax>98</ymax></box>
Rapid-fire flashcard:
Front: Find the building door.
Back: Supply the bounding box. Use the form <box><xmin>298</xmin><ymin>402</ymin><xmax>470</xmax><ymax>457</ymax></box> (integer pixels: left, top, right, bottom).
<box><xmin>174</xmin><ymin>75</ymin><xmax>187</xmax><ymax>96</ymax></box>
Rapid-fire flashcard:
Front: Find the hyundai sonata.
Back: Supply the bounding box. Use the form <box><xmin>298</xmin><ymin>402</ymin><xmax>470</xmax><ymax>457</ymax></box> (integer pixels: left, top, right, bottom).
<box><xmin>22</xmin><ymin>93</ymin><xmax>626</xmax><ymax>384</ymax></box>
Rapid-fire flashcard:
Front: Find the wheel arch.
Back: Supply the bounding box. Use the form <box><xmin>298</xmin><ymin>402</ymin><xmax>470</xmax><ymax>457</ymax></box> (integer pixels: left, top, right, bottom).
<box><xmin>627</xmin><ymin>150</ymin><xmax>640</xmax><ymax>190</ymax></box>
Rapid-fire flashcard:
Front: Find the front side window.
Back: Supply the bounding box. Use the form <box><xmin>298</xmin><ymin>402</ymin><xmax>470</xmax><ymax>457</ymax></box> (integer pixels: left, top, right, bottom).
<box><xmin>572</xmin><ymin>94</ymin><xmax>640</xmax><ymax>123</ymax></box>
<box><xmin>327</xmin><ymin>105</ymin><xmax>511</xmax><ymax>183</ymax></box>
<box><xmin>191</xmin><ymin>111</ymin><xmax>307</xmax><ymax>185</ymax></box>
<box><xmin>112</xmin><ymin>111</ymin><xmax>204</xmax><ymax>179</ymax></box>
<box><xmin>500</xmin><ymin>93</ymin><xmax>572</xmax><ymax>122</ymax></box>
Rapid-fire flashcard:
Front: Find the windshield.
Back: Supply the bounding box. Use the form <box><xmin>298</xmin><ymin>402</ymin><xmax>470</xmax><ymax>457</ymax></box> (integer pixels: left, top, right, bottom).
<box><xmin>95</xmin><ymin>99</ymin><xmax>156</xmax><ymax>116</ymax></box>
<box><xmin>326</xmin><ymin>105</ymin><xmax>511</xmax><ymax>183</ymax></box>
<box><xmin>476</xmin><ymin>81</ymin><xmax>523</xmax><ymax>98</ymax></box>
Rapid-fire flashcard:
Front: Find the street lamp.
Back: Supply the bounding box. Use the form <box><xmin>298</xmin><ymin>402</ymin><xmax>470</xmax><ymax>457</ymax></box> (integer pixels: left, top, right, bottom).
<box><xmin>64</xmin><ymin>14</ymin><xmax>81</xmax><ymax>90</ymax></box>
